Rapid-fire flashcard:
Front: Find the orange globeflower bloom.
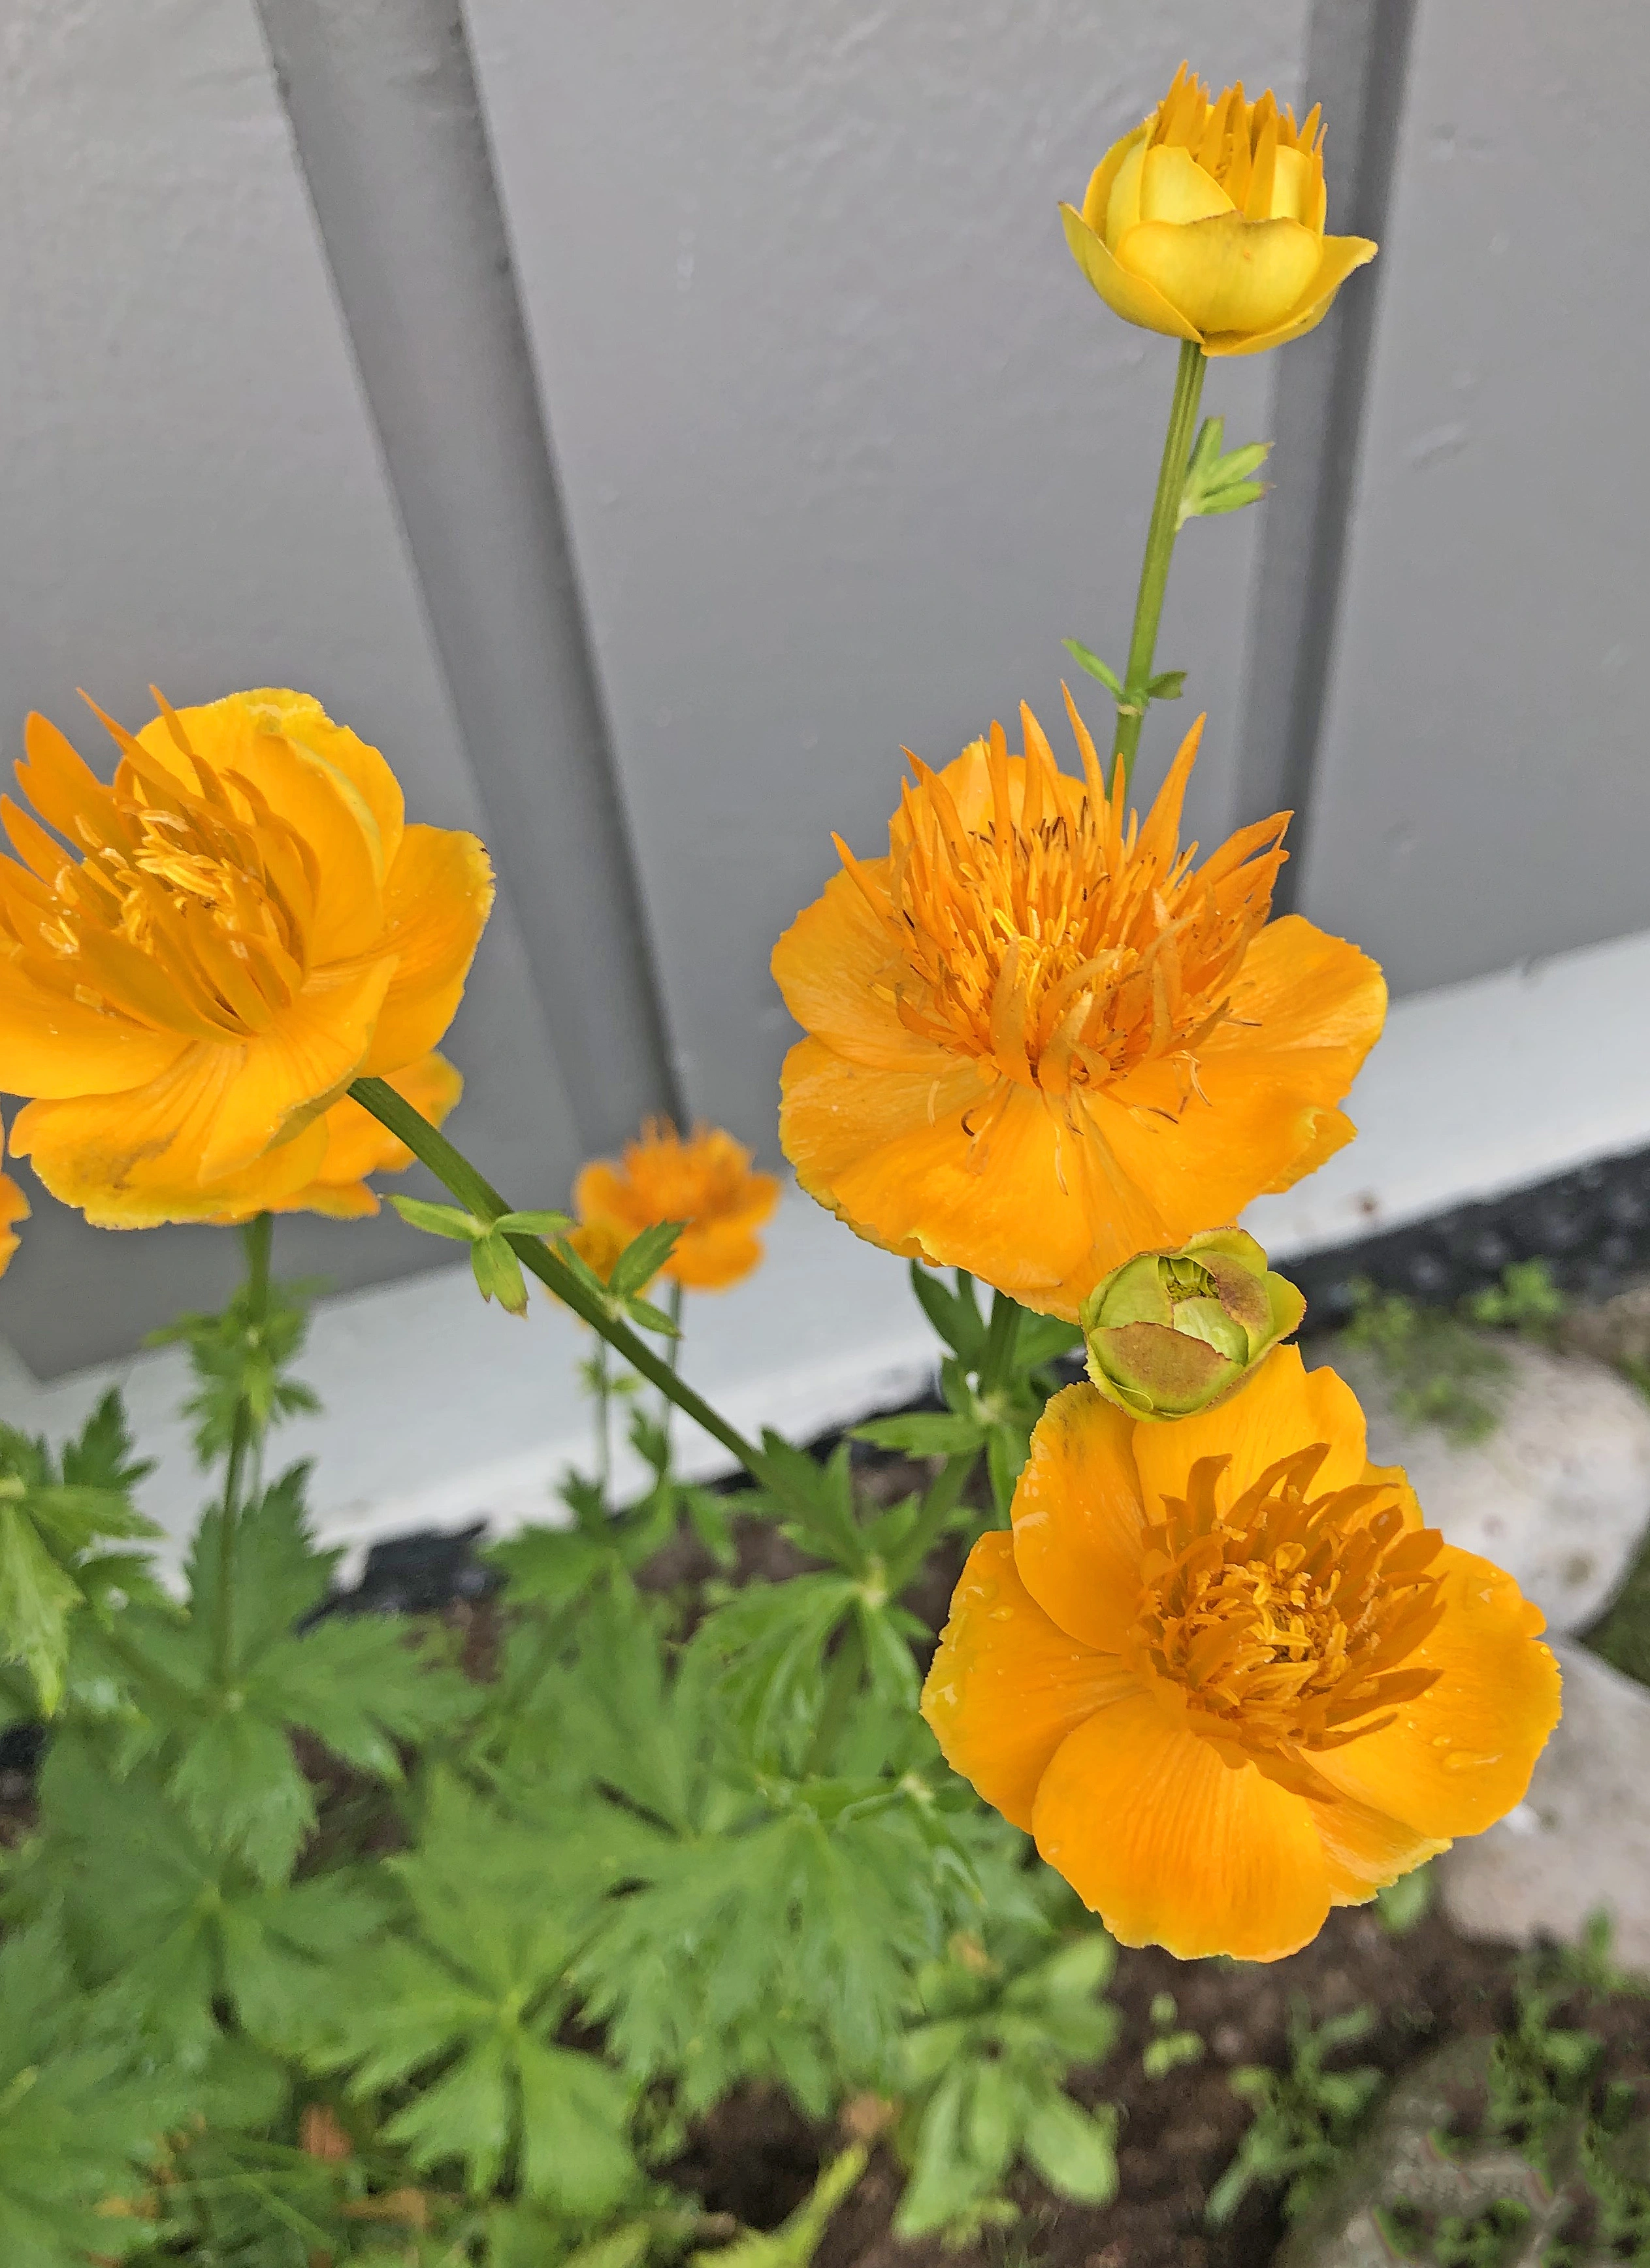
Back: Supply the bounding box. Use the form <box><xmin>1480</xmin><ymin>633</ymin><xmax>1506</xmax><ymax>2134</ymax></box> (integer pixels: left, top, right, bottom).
<box><xmin>772</xmin><ymin>694</ymin><xmax>1384</xmax><ymax>1320</ymax></box>
<box><xmin>0</xmin><ymin>690</ymin><xmax>493</xmax><ymax>1229</ymax></box>
<box><xmin>0</xmin><ymin>1121</ymin><xmax>28</xmax><ymax>1277</ymax></box>
<box><xmin>922</xmin><ymin>1348</ymin><xmax>1561</xmax><ymax>1963</ymax></box>
<box><xmin>574</xmin><ymin>1122</ymin><xmax>779</xmax><ymax>1293</ymax></box>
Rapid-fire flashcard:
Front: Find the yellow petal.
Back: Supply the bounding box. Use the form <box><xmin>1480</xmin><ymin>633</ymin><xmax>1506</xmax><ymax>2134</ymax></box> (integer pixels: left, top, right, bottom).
<box><xmin>1060</xmin><ymin>204</ymin><xmax>1202</xmax><ymax>343</ymax></box>
<box><xmin>1137</xmin><ymin>144</ymin><xmax>1235</xmax><ymax>226</ymax></box>
<box><xmin>0</xmin><ymin>952</ymin><xmax>190</xmax><ymax>1099</ymax></box>
<box><xmin>1032</xmin><ymin>1687</ymin><xmax>1332</xmax><ymax>1962</ymax></box>
<box><xmin>771</xmin><ymin>866</ymin><xmax>955</xmax><ymax>1073</ymax></box>
<box><xmin>1307</xmin><ymin>1785</ymin><xmax>1449</xmax><ymax>1907</ymax></box>
<box><xmin>1117</xmin><ymin>213</ymin><xmax>1321</xmax><ymax>339</ymax></box>
<box><xmin>1079</xmin><ymin>123</ymin><xmax>1148</xmax><ymax>236</ymax></box>
<box><xmin>361</xmin><ymin>825</ymin><xmax>494</xmax><ymax>1075</ymax></box>
<box><xmin>921</xmin><ymin>1530</ymin><xmax>1134</xmax><ymax>1832</ymax></box>
<box><xmin>1203</xmin><ymin>233</ymin><xmax>1378</xmax><ymax>357</ymax></box>
<box><xmin>1314</xmin><ymin>1544</ymin><xmax>1562</xmax><ymax>1841</ymax></box>
<box><xmin>1101</xmin><ymin>132</ymin><xmax>1147</xmax><ymax>246</ymax></box>
<box><xmin>1269</xmin><ymin>145</ymin><xmax>1317</xmax><ymax>227</ymax></box>
<box><xmin>1131</xmin><ymin>1345</ymin><xmax>1370</xmax><ymax>1515</ymax></box>
<box><xmin>141</xmin><ymin>690</ymin><xmax>405</xmax><ymax>876</ymax></box>
<box><xmin>197</xmin><ymin>960</ymin><xmax>396</xmax><ymax>1180</ymax></box>
<box><xmin>1010</xmin><ymin>1384</ymin><xmax>1146</xmax><ymax>1655</ymax></box>
<box><xmin>14</xmin><ymin>1063</ymin><xmax>333</xmax><ymax>1228</ymax></box>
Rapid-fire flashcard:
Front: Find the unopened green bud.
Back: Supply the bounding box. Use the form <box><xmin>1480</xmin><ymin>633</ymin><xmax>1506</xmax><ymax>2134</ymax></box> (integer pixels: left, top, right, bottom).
<box><xmin>1078</xmin><ymin>1229</ymin><xmax>1306</xmax><ymax>1420</ymax></box>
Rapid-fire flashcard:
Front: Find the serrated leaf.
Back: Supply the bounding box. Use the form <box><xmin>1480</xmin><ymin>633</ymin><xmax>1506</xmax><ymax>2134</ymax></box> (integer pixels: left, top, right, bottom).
<box><xmin>609</xmin><ymin>1221</ymin><xmax>683</xmax><ymax>1298</ymax></box>
<box><xmin>851</xmin><ymin>1412</ymin><xmax>985</xmax><ymax>1457</ymax></box>
<box><xmin>0</xmin><ymin>1502</ymin><xmax>84</xmax><ymax>1713</ymax></box>
<box><xmin>1060</xmin><ymin>640</ymin><xmax>1125</xmax><ymax>699</ymax></box>
<box><xmin>391</xmin><ymin>1195</ymin><xmax>484</xmax><ymax>1242</ymax></box>
<box><xmin>517</xmin><ymin>2037</ymin><xmax>638</xmax><ymax>2211</ymax></box>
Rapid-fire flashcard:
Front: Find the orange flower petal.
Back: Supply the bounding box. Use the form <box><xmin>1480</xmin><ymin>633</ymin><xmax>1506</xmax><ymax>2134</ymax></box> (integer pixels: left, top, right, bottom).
<box><xmin>361</xmin><ymin>825</ymin><xmax>495</xmax><ymax>1075</ymax></box>
<box><xmin>771</xmin><ymin>867</ymin><xmax>956</xmax><ymax>1073</ymax></box>
<box><xmin>1011</xmin><ymin>1384</ymin><xmax>1146</xmax><ymax>1654</ymax></box>
<box><xmin>1307</xmin><ymin>1785</ymin><xmax>1449</xmax><ymax>1907</ymax></box>
<box><xmin>1131</xmin><ymin>1346</ymin><xmax>1369</xmax><ymax>1512</ymax></box>
<box><xmin>575</xmin><ymin>1122</ymin><xmax>779</xmax><ymax>1293</ymax></box>
<box><xmin>273</xmin><ymin>1050</ymin><xmax>464</xmax><ymax>1216</ymax></box>
<box><xmin>14</xmin><ymin>958</ymin><xmax>392</xmax><ymax>1212</ymax></box>
<box><xmin>1206</xmin><ymin>915</ymin><xmax>1387</xmax><ymax>1061</ymax></box>
<box><xmin>1032</xmin><ymin>1689</ymin><xmax>1332</xmax><ymax>1961</ymax></box>
<box><xmin>781</xmin><ymin>1049</ymin><xmax>1167</xmax><ymax>1317</ymax></box>
<box><xmin>1314</xmin><ymin>1544</ymin><xmax>1562</xmax><ymax>1840</ymax></box>
<box><xmin>0</xmin><ymin>954</ymin><xmax>190</xmax><ymax>1100</ymax></box>
<box><xmin>921</xmin><ymin>1530</ymin><xmax>1133</xmax><ymax>1832</ymax></box>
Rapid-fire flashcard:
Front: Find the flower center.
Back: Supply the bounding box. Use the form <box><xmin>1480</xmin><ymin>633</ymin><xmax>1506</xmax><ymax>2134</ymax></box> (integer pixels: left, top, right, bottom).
<box><xmin>843</xmin><ymin>705</ymin><xmax>1284</xmax><ymax>1103</ymax></box>
<box><xmin>1131</xmin><ymin>1446</ymin><xmax>1446</xmax><ymax>1761</ymax></box>
<box><xmin>20</xmin><ymin>736</ymin><xmax>315</xmax><ymax>1039</ymax></box>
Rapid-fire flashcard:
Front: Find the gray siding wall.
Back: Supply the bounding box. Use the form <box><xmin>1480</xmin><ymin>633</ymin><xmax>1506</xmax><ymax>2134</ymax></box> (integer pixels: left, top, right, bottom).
<box><xmin>0</xmin><ymin>0</ymin><xmax>1642</xmax><ymax>1377</ymax></box>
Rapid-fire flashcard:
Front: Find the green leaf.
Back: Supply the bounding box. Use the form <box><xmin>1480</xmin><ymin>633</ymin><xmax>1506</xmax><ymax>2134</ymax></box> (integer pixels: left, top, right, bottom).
<box><xmin>99</xmin><ymin>1467</ymin><xmax>474</xmax><ymax>1882</ymax></box>
<box><xmin>1178</xmin><ymin>416</ymin><xmax>1272</xmax><ymax>529</ymax></box>
<box><xmin>1022</xmin><ymin>2092</ymin><xmax>1118</xmax><ymax>2202</ymax></box>
<box><xmin>851</xmin><ymin>1412</ymin><xmax>985</xmax><ymax>1457</ymax></box>
<box><xmin>305</xmin><ymin>1774</ymin><xmax>642</xmax><ymax>2205</ymax></box>
<box><xmin>494</xmin><ymin>1207</ymin><xmax>574</xmax><ymax>1237</ymax></box>
<box><xmin>0</xmin><ymin>1502</ymin><xmax>84</xmax><ymax>1715</ymax></box>
<box><xmin>472</xmin><ymin>1229</ymin><xmax>530</xmax><ymax>1317</ymax></box>
<box><xmin>146</xmin><ymin>1274</ymin><xmax>322</xmax><ymax>1466</ymax></box>
<box><xmin>517</xmin><ymin>2038</ymin><xmax>639</xmax><ymax>2212</ymax></box>
<box><xmin>1145</xmin><ymin>668</ymin><xmax>1187</xmax><ymax>701</ymax></box>
<box><xmin>610</xmin><ymin>1222</ymin><xmax>683</xmax><ymax>1298</ymax></box>
<box><xmin>909</xmin><ymin>1265</ymin><xmax>988</xmax><ymax>1366</ymax></box>
<box><xmin>391</xmin><ymin>1195</ymin><xmax>485</xmax><ymax>1242</ymax></box>
<box><xmin>1060</xmin><ymin>640</ymin><xmax>1125</xmax><ymax>699</ymax></box>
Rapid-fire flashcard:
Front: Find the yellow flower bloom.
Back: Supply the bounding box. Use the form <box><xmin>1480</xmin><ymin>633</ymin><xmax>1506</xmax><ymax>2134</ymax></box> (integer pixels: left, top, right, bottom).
<box><xmin>922</xmin><ymin>1348</ymin><xmax>1561</xmax><ymax>1963</ymax></box>
<box><xmin>772</xmin><ymin>693</ymin><xmax>1384</xmax><ymax>1320</ymax></box>
<box><xmin>574</xmin><ymin>1122</ymin><xmax>779</xmax><ymax>1293</ymax></box>
<box><xmin>0</xmin><ymin>690</ymin><xmax>493</xmax><ymax>1228</ymax></box>
<box><xmin>1062</xmin><ymin>63</ymin><xmax>1376</xmax><ymax>356</ymax></box>
<box><xmin>0</xmin><ymin>1121</ymin><xmax>28</xmax><ymax>1277</ymax></box>
<box><xmin>269</xmin><ymin>1052</ymin><xmax>464</xmax><ymax>1221</ymax></box>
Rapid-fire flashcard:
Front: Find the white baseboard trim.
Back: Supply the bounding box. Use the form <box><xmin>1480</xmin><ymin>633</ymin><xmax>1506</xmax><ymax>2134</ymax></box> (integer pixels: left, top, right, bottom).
<box><xmin>6</xmin><ymin>924</ymin><xmax>1650</xmax><ymax>1577</ymax></box>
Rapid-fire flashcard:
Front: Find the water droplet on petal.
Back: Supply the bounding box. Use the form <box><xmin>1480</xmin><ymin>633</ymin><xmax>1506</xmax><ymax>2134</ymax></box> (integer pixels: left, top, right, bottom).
<box><xmin>1443</xmin><ymin>1749</ymin><xmax>1500</xmax><ymax>1773</ymax></box>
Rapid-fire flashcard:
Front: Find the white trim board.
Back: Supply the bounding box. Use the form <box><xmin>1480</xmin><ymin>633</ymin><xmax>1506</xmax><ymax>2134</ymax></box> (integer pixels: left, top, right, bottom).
<box><xmin>6</xmin><ymin>922</ymin><xmax>1650</xmax><ymax>1576</ymax></box>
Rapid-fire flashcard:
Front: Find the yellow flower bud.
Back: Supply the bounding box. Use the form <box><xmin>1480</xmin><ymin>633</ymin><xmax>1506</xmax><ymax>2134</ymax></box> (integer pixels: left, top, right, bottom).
<box><xmin>1078</xmin><ymin>1228</ymin><xmax>1306</xmax><ymax>1419</ymax></box>
<box><xmin>1061</xmin><ymin>64</ymin><xmax>1377</xmax><ymax>357</ymax></box>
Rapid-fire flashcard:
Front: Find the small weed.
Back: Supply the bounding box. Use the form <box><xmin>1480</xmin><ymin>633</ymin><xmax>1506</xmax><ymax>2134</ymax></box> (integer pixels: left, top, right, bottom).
<box><xmin>1142</xmin><ymin>1992</ymin><xmax>1205</xmax><ymax>2081</ymax></box>
<box><xmin>1205</xmin><ymin>2001</ymin><xmax>1381</xmax><ymax>2228</ymax></box>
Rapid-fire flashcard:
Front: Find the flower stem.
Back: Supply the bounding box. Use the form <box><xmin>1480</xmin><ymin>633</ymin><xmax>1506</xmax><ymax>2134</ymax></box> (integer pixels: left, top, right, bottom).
<box><xmin>593</xmin><ymin>1338</ymin><xmax>613</xmax><ymax>1502</ymax></box>
<box><xmin>215</xmin><ymin>1210</ymin><xmax>272</xmax><ymax>1689</ymax></box>
<box><xmin>662</xmin><ymin>1278</ymin><xmax>684</xmax><ymax>1457</ymax></box>
<box><xmin>349</xmin><ymin>1078</ymin><xmax>786</xmax><ymax>1504</ymax></box>
<box><xmin>1110</xmin><ymin>338</ymin><xmax>1206</xmax><ymax>794</ymax></box>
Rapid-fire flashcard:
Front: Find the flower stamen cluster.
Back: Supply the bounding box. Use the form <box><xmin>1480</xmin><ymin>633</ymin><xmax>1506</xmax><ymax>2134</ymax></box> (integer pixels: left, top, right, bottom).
<box><xmin>838</xmin><ymin>694</ymin><xmax>1286</xmax><ymax>1106</ymax></box>
<box><xmin>4</xmin><ymin>702</ymin><xmax>317</xmax><ymax>1040</ymax></box>
<box><xmin>1133</xmin><ymin>1444</ymin><xmax>1446</xmax><ymax>1775</ymax></box>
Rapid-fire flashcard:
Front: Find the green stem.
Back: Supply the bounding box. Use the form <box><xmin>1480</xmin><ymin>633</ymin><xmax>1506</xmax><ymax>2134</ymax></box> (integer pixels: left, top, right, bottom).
<box><xmin>349</xmin><ymin>1078</ymin><xmax>784</xmax><ymax>1502</ymax></box>
<box><xmin>1109</xmin><ymin>338</ymin><xmax>1206</xmax><ymax>794</ymax></box>
<box><xmin>593</xmin><ymin>1337</ymin><xmax>613</xmax><ymax>1502</ymax></box>
<box><xmin>662</xmin><ymin>1278</ymin><xmax>684</xmax><ymax>1458</ymax></box>
<box><xmin>215</xmin><ymin>1212</ymin><xmax>272</xmax><ymax>1689</ymax></box>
